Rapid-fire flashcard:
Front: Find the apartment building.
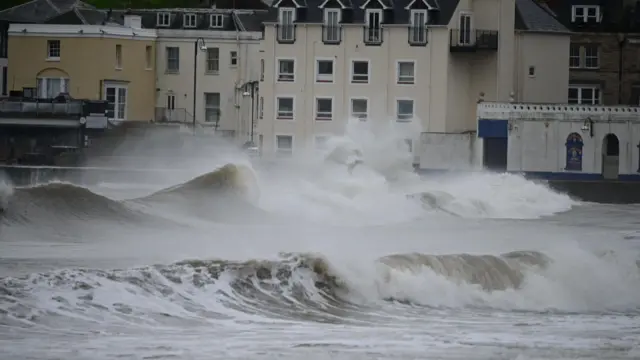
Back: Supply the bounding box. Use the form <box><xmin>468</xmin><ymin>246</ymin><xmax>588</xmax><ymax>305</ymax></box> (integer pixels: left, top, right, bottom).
<box><xmin>131</xmin><ymin>6</ymin><xmax>267</xmax><ymax>141</ymax></box>
<box><xmin>258</xmin><ymin>0</ymin><xmax>571</xmax><ymax>157</ymax></box>
<box><xmin>542</xmin><ymin>0</ymin><xmax>640</xmax><ymax>105</ymax></box>
<box><xmin>7</xmin><ymin>9</ymin><xmax>157</xmax><ymax>123</ymax></box>
<box><xmin>0</xmin><ymin>0</ymin><xmax>95</xmax><ymax>98</ymax></box>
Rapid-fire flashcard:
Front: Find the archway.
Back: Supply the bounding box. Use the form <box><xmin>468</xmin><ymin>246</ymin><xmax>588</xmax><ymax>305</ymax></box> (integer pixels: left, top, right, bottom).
<box><xmin>565</xmin><ymin>132</ymin><xmax>583</xmax><ymax>171</ymax></box>
<box><xmin>36</xmin><ymin>67</ymin><xmax>70</xmax><ymax>99</ymax></box>
<box><xmin>602</xmin><ymin>133</ymin><xmax>620</xmax><ymax>179</ymax></box>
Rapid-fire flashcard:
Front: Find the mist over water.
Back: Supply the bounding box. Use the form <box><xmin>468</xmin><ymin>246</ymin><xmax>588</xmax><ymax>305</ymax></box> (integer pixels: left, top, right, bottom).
<box><xmin>1</xmin><ymin>119</ymin><xmax>639</xmax><ymax>359</ymax></box>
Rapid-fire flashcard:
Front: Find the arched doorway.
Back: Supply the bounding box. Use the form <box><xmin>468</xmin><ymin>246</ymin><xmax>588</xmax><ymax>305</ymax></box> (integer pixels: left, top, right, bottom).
<box><xmin>565</xmin><ymin>133</ymin><xmax>584</xmax><ymax>171</ymax></box>
<box><xmin>602</xmin><ymin>133</ymin><xmax>620</xmax><ymax>179</ymax></box>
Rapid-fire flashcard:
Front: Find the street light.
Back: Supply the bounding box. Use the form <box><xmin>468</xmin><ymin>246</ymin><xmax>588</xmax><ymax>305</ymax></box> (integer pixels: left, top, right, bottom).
<box><xmin>240</xmin><ymin>80</ymin><xmax>259</xmax><ymax>144</ymax></box>
<box><xmin>193</xmin><ymin>37</ymin><xmax>207</xmax><ymax>131</ymax></box>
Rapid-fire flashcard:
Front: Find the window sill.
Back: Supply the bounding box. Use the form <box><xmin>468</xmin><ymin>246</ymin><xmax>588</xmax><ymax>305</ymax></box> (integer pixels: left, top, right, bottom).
<box><xmin>115</xmin><ymin>67</ymin><xmax>122</xmax><ymax>71</ymax></box>
<box><xmin>351</xmin><ymin>80</ymin><xmax>369</xmax><ymax>84</ymax></box>
<box><xmin>397</xmin><ymin>81</ymin><xmax>415</xmax><ymax>85</ymax></box>
<box><xmin>315</xmin><ymin>79</ymin><xmax>334</xmax><ymax>84</ymax></box>
<box><xmin>315</xmin><ymin>118</ymin><xmax>333</xmax><ymax>121</ymax></box>
<box><xmin>276</xmin><ymin>116</ymin><xmax>294</xmax><ymax>120</ymax></box>
<box><xmin>276</xmin><ymin>78</ymin><xmax>295</xmax><ymax>83</ymax></box>
<box><xmin>46</xmin><ymin>57</ymin><xmax>60</xmax><ymax>62</ymax></box>
<box><xmin>165</xmin><ymin>70</ymin><xmax>180</xmax><ymax>75</ymax></box>
<box><xmin>205</xmin><ymin>71</ymin><xmax>219</xmax><ymax>75</ymax></box>
<box><xmin>396</xmin><ymin>118</ymin><xmax>413</xmax><ymax>123</ymax></box>
<box><xmin>230</xmin><ymin>65</ymin><xmax>238</xmax><ymax>68</ymax></box>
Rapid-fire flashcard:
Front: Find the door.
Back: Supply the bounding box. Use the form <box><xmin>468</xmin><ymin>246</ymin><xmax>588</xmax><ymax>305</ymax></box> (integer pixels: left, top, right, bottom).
<box><xmin>166</xmin><ymin>94</ymin><xmax>176</xmax><ymax>121</ymax></box>
<box><xmin>459</xmin><ymin>13</ymin><xmax>472</xmax><ymax>45</ymax></box>
<box><xmin>601</xmin><ymin>133</ymin><xmax>620</xmax><ymax>179</ymax></box>
<box><xmin>483</xmin><ymin>138</ymin><xmax>508</xmax><ymax>172</ymax></box>
<box><xmin>104</xmin><ymin>84</ymin><xmax>128</xmax><ymax>121</ymax></box>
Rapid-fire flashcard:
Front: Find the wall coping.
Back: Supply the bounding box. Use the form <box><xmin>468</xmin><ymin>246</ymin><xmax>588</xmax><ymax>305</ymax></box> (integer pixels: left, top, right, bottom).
<box><xmin>478</xmin><ymin>102</ymin><xmax>640</xmax><ymax>122</ymax></box>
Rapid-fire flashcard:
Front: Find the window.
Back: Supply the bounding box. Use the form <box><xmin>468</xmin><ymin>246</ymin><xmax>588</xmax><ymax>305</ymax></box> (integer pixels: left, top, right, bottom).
<box><xmin>276</xmin><ymin>135</ymin><xmax>293</xmax><ymax>154</ymax></box>
<box><xmin>568</xmin><ymin>85</ymin><xmax>600</xmax><ymax>105</ymax></box>
<box><xmin>397</xmin><ymin>61</ymin><xmax>415</xmax><ymax>84</ymax></box>
<box><xmin>184</xmin><ymin>13</ymin><xmax>197</xmax><ymax>28</ymax></box>
<box><xmin>259</xmin><ymin>96</ymin><xmax>264</xmax><ymax>119</ymax></box>
<box><xmin>396</xmin><ymin>99</ymin><xmax>414</xmax><ymax>121</ymax></box>
<box><xmin>157</xmin><ymin>12</ymin><xmax>170</xmax><ymax>27</ymax></box>
<box><xmin>277</xmin><ymin>59</ymin><xmax>295</xmax><ymax>82</ymax></box>
<box><xmin>210</xmin><ymin>14</ymin><xmax>223</xmax><ymax>28</ymax></box>
<box><xmin>459</xmin><ymin>13</ymin><xmax>472</xmax><ymax>45</ymax></box>
<box><xmin>260</xmin><ymin>59</ymin><xmax>265</xmax><ymax>81</ymax></box>
<box><xmin>314</xmin><ymin>135</ymin><xmax>329</xmax><ymax>150</ymax></box>
<box><xmin>278</xmin><ymin>8</ymin><xmax>296</xmax><ymax>42</ymax></box>
<box><xmin>276</xmin><ymin>97</ymin><xmax>294</xmax><ymax>119</ymax></box>
<box><xmin>115</xmin><ymin>44</ymin><xmax>122</xmax><ymax>69</ymax></box>
<box><xmin>206</xmin><ymin>47</ymin><xmax>219</xmax><ymax>73</ymax></box>
<box><xmin>2</xmin><ymin>67</ymin><xmax>7</xmax><ymax>96</ymax></box>
<box><xmin>204</xmin><ymin>92</ymin><xmax>221</xmax><ymax>123</ymax></box>
<box><xmin>145</xmin><ymin>45</ymin><xmax>152</xmax><ymax>69</ymax></box>
<box><xmin>316</xmin><ymin>59</ymin><xmax>334</xmax><ymax>83</ymax></box>
<box><xmin>166</xmin><ymin>47</ymin><xmax>179</xmax><ymax>73</ymax></box>
<box><xmin>37</xmin><ymin>77</ymin><xmax>69</xmax><ymax>98</ymax></box>
<box><xmin>409</xmin><ymin>10</ymin><xmax>427</xmax><ymax>45</ymax></box>
<box><xmin>323</xmin><ymin>8</ymin><xmax>341</xmax><ymax>43</ymax></box>
<box><xmin>167</xmin><ymin>94</ymin><xmax>175</xmax><ymax>110</ymax></box>
<box><xmin>528</xmin><ymin>66</ymin><xmax>535</xmax><ymax>77</ymax></box>
<box><xmin>47</xmin><ymin>40</ymin><xmax>60</xmax><ymax>60</ymax></box>
<box><xmin>572</xmin><ymin>5</ymin><xmax>600</xmax><ymax>23</ymax></box>
<box><xmin>230</xmin><ymin>51</ymin><xmax>238</xmax><ymax>67</ymax></box>
<box><xmin>350</xmin><ymin>98</ymin><xmax>368</xmax><ymax>120</ymax></box>
<box><xmin>570</xmin><ymin>44</ymin><xmax>599</xmax><ymax>69</ymax></box>
<box><xmin>104</xmin><ymin>82</ymin><xmax>127</xmax><ymax>121</ymax></box>
<box><xmin>315</xmin><ymin>97</ymin><xmax>333</xmax><ymax>120</ymax></box>
<box><xmin>351</xmin><ymin>60</ymin><xmax>369</xmax><ymax>84</ymax></box>
<box><xmin>365</xmin><ymin>9</ymin><xmax>382</xmax><ymax>44</ymax></box>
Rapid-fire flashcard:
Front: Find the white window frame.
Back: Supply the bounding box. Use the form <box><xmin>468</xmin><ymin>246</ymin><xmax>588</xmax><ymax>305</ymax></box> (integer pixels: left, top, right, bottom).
<box><xmin>230</xmin><ymin>50</ymin><xmax>238</xmax><ymax>67</ymax></box>
<box><xmin>365</xmin><ymin>9</ymin><xmax>383</xmax><ymax>43</ymax></box>
<box><xmin>47</xmin><ymin>40</ymin><xmax>60</xmax><ymax>60</ymax></box>
<box><xmin>350</xmin><ymin>97</ymin><xmax>369</xmax><ymax>121</ymax></box>
<box><xmin>350</xmin><ymin>59</ymin><xmax>370</xmax><ymax>84</ymax></box>
<box><xmin>409</xmin><ymin>9</ymin><xmax>428</xmax><ymax>44</ymax></box>
<box><xmin>165</xmin><ymin>46</ymin><xmax>179</xmax><ymax>73</ymax></box>
<box><xmin>115</xmin><ymin>44</ymin><xmax>122</xmax><ymax>69</ymax></box>
<box><xmin>37</xmin><ymin>77</ymin><xmax>68</xmax><ymax>98</ymax></box>
<box><xmin>323</xmin><ymin>8</ymin><xmax>341</xmax><ymax>42</ymax></box>
<box><xmin>568</xmin><ymin>85</ymin><xmax>601</xmax><ymax>105</ymax></box>
<box><xmin>315</xmin><ymin>58</ymin><xmax>334</xmax><ymax>83</ymax></box>
<box><xmin>276</xmin><ymin>58</ymin><xmax>296</xmax><ymax>82</ymax></box>
<box><xmin>184</xmin><ymin>13</ymin><xmax>197</xmax><ymax>28</ymax></box>
<box><xmin>275</xmin><ymin>134</ymin><xmax>294</xmax><ymax>155</ymax></box>
<box><xmin>396</xmin><ymin>98</ymin><xmax>415</xmax><ymax>122</ymax></box>
<box><xmin>156</xmin><ymin>12</ymin><xmax>170</xmax><ymax>27</ymax></box>
<box><xmin>278</xmin><ymin>7</ymin><xmax>296</xmax><ymax>41</ymax></box>
<box><xmin>103</xmin><ymin>82</ymin><xmax>128</xmax><ymax>121</ymax></box>
<box><xmin>458</xmin><ymin>12</ymin><xmax>473</xmax><ymax>45</ymax></box>
<box><xmin>145</xmin><ymin>45</ymin><xmax>153</xmax><ymax>70</ymax></box>
<box><xmin>276</xmin><ymin>95</ymin><xmax>295</xmax><ymax>120</ymax></box>
<box><xmin>569</xmin><ymin>44</ymin><xmax>599</xmax><ymax>69</ymax></box>
<box><xmin>315</xmin><ymin>96</ymin><xmax>334</xmax><ymax>121</ymax></box>
<box><xmin>206</xmin><ymin>47</ymin><xmax>219</xmax><ymax>74</ymax></box>
<box><xmin>571</xmin><ymin>5</ymin><xmax>600</xmax><ymax>23</ymax></box>
<box><xmin>396</xmin><ymin>60</ymin><xmax>416</xmax><ymax>85</ymax></box>
<box><xmin>204</xmin><ymin>92</ymin><xmax>221</xmax><ymax>123</ymax></box>
<box><xmin>210</xmin><ymin>14</ymin><xmax>223</xmax><ymax>28</ymax></box>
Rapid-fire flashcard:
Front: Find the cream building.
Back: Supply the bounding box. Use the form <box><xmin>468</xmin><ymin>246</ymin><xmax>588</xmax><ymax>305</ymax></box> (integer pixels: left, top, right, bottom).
<box><xmin>258</xmin><ymin>0</ymin><xmax>571</xmax><ymax>157</ymax></box>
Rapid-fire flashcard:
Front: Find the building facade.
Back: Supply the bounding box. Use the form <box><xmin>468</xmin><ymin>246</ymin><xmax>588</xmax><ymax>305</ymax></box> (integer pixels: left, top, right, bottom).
<box><xmin>7</xmin><ymin>19</ymin><xmax>157</xmax><ymax>123</ymax></box>
<box><xmin>543</xmin><ymin>0</ymin><xmax>640</xmax><ymax>105</ymax></box>
<box><xmin>257</xmin><ymin>0</ymin><xmax>570</xmax><ymax>157</ymax></box>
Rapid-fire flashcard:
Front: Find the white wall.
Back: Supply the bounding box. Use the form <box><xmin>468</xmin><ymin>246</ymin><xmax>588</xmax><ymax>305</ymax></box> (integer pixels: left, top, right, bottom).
<box><xmin>419</xmin><ymin>132</ymin><xmax>482</xmax><ymax>170</ymax></box>
<box><xmin>155</xmin><ymin>30</ymin><xmax>262</xmax><ymax>143</ymax></box>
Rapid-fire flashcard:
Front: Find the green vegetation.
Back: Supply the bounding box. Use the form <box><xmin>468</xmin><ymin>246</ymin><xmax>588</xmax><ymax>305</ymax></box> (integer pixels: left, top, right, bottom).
<box><xmin>0</xmin><ymin>0</ymin><xmax>205</xmax><ymax>11</ymax></box>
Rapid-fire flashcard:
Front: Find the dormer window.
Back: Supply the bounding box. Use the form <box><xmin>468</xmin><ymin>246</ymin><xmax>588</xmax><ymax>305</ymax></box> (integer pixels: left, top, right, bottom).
<box><xmin>409</xmin><ymin>9</ymin><xmax>428</xmax><ymax>45</ymax></box>
<box><xmin>277</xmin><ymin>7</ymin><xmax>296</xmax><ymax>43</ymax></box>
<box><xmin>572</xmin><ymin>5</ymin><xmax>600</xmax><ymax>23</ymax></box>
<box><xmin>210</xmin><ymin>14</ymin><xmax>223</xmax><ymax>28</ymax></box>
<box><xmin>184</xmin><ymin>13</ymin><xmax>197</xmax><ymax>28</ymax></box>
<box><xmin>156</xmin><ymin>12</ymin><xmax>170</xmax><ymax>27</ymax></box>
<box><xmin>323</xmin><ymin>9</ymin><xmax>341</xmax><ymax>44</ymax></box>
<box><xmin>364</xmin><ymin>9</ymin><xmax>383</xmax><ymax>45</ymax></box>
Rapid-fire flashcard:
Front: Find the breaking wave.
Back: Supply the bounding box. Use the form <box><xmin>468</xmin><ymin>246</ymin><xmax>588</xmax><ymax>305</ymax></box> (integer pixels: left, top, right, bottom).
<box><xmin>2</xmin><ymin>249</ymin><xmax>639</xmax><ymax>328</ymax></box>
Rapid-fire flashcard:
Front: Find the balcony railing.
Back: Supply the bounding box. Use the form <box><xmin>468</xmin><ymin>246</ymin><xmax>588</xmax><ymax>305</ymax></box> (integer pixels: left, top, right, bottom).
<box><xmin>322</xmin><ymin>25</ymin><xmax>342</xmax><ymax>44</ymax></box>
<box><xmin>155</xmin><ymin>107</ymin><xmax>188</xmax><ymax>123</ymax></box>
<box><xmin>408</xmin><ymin>26</ymin><xmax>428</xmax><ymax>46</ymax></box>
<box><xmin>449</xmin><ymin>29</ymin><xmax>499</xmax><ymax>51</ymax></box>
<box><xmin>0</xmin><ymin>98</ymin><xmax>84</xmax><ymax>119</ymax></box>
<box><xmin>276</xmin><ymin>24</ymin><xmax>296</xmax><ymax>44</ymax></box>
<box><xmin>363</xmin><ymin>26</ymin><xmax>383</xmax><ymax>45</ymax></box>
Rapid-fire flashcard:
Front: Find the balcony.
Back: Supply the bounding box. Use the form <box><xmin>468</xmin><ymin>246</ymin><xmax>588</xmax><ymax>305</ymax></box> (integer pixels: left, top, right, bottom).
<box><xmin>276</xmin><ymin>24</ymin><xmax>296</xmax><ymax>44</ymax></box>
<box><xmin>449</xmin><ymin>29</ymin><xmax>498</xmax><ymax>52</ymax></box>
<box><xmin>363</xmin><ymin>26</ymin><xmax>383</xmax><ymax>45</ymax></box>
<box><xmin>408</xmin><ymin>26</ymin><xmax>428</xmax><ymax>46</ymax></box>
<box><xmin>1</xmin><ymin>98</ymin><xmax>83</xmax><ymax>119</ymax></box>
<box><xmin>322</xmin><ymin>25</ymin><xmax>342</xmax><ymax>45</ymax></box>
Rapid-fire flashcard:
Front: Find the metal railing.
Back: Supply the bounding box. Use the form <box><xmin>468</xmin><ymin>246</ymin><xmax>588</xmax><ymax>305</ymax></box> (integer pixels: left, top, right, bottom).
<box><xmin>155</xmin><ymin>107</ymin><xmax>188</xmax><ymax>123</ymax></box>
<box><xmin>449</xmin><ymin>29</ymin><xmax>499</xmax><ymax>51</ymax></box>
<box><xmin>0</xmin><ymin>98</ymin><xmax>84</xmax><ymax>118</ymax></box>
<box><xmin>322</xmin><ymin>25</ymin><xmax>342</xmax><ymax>44</ymax></box>
<box><xmin>276</xmin><ymin>24</ymin><xmax>296</xmax><ymax>44</ymax></box>
<box><xmin>363</xmin><ymin>26</ymin><xmax>383</xmax><ymax>45</ymax></box>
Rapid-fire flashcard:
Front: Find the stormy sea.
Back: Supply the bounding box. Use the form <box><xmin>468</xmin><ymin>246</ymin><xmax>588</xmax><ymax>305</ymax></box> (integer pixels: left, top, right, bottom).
<box><xmin>1</xmin><ymin>121</ymin><xmax>639</xmax><ymax>360</ymax></box>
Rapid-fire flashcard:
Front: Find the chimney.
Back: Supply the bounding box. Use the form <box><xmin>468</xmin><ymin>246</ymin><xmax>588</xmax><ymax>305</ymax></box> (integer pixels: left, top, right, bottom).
<box><xmin>124</xmin><ymin>15</ymin><xmax>142</xmax><ymax>28</ymax></box>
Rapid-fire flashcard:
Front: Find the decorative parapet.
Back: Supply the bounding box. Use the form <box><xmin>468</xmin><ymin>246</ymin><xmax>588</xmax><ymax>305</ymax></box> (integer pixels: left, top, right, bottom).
<box><xmin>477</xmin><ymin>102</ymin><xmax>640</xmax><ymax>123</ymax></box>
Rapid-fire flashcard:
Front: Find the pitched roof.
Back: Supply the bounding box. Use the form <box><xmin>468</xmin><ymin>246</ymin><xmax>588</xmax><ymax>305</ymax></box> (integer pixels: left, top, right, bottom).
<box><xmin>515</xmin><ymin>0</ymin><xmax>569</xmax><ymax>33</ymax></box>
<box><xmin>0</xmin><ymin>0</ymin><xmax>93</xmax><ymax>22</ymax></box>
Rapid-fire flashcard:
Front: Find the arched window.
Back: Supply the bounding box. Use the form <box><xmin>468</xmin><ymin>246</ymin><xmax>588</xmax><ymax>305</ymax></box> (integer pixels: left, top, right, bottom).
<box><xmin>565</xmin><ymin>132</ymin><xmax>583</xmax><ymax>171</ymax></box>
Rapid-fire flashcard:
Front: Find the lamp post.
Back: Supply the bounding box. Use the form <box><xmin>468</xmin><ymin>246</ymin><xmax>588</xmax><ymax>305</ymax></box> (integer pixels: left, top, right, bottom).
<box><xmin>193</xmin><ymin>37</ymin><xmax>207</xmax><ymax>131</ymax></box>
<box><xmin>241</xmin><ymin>80</ymin><xmax>259</xmax><ymax>145</ymax></box>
